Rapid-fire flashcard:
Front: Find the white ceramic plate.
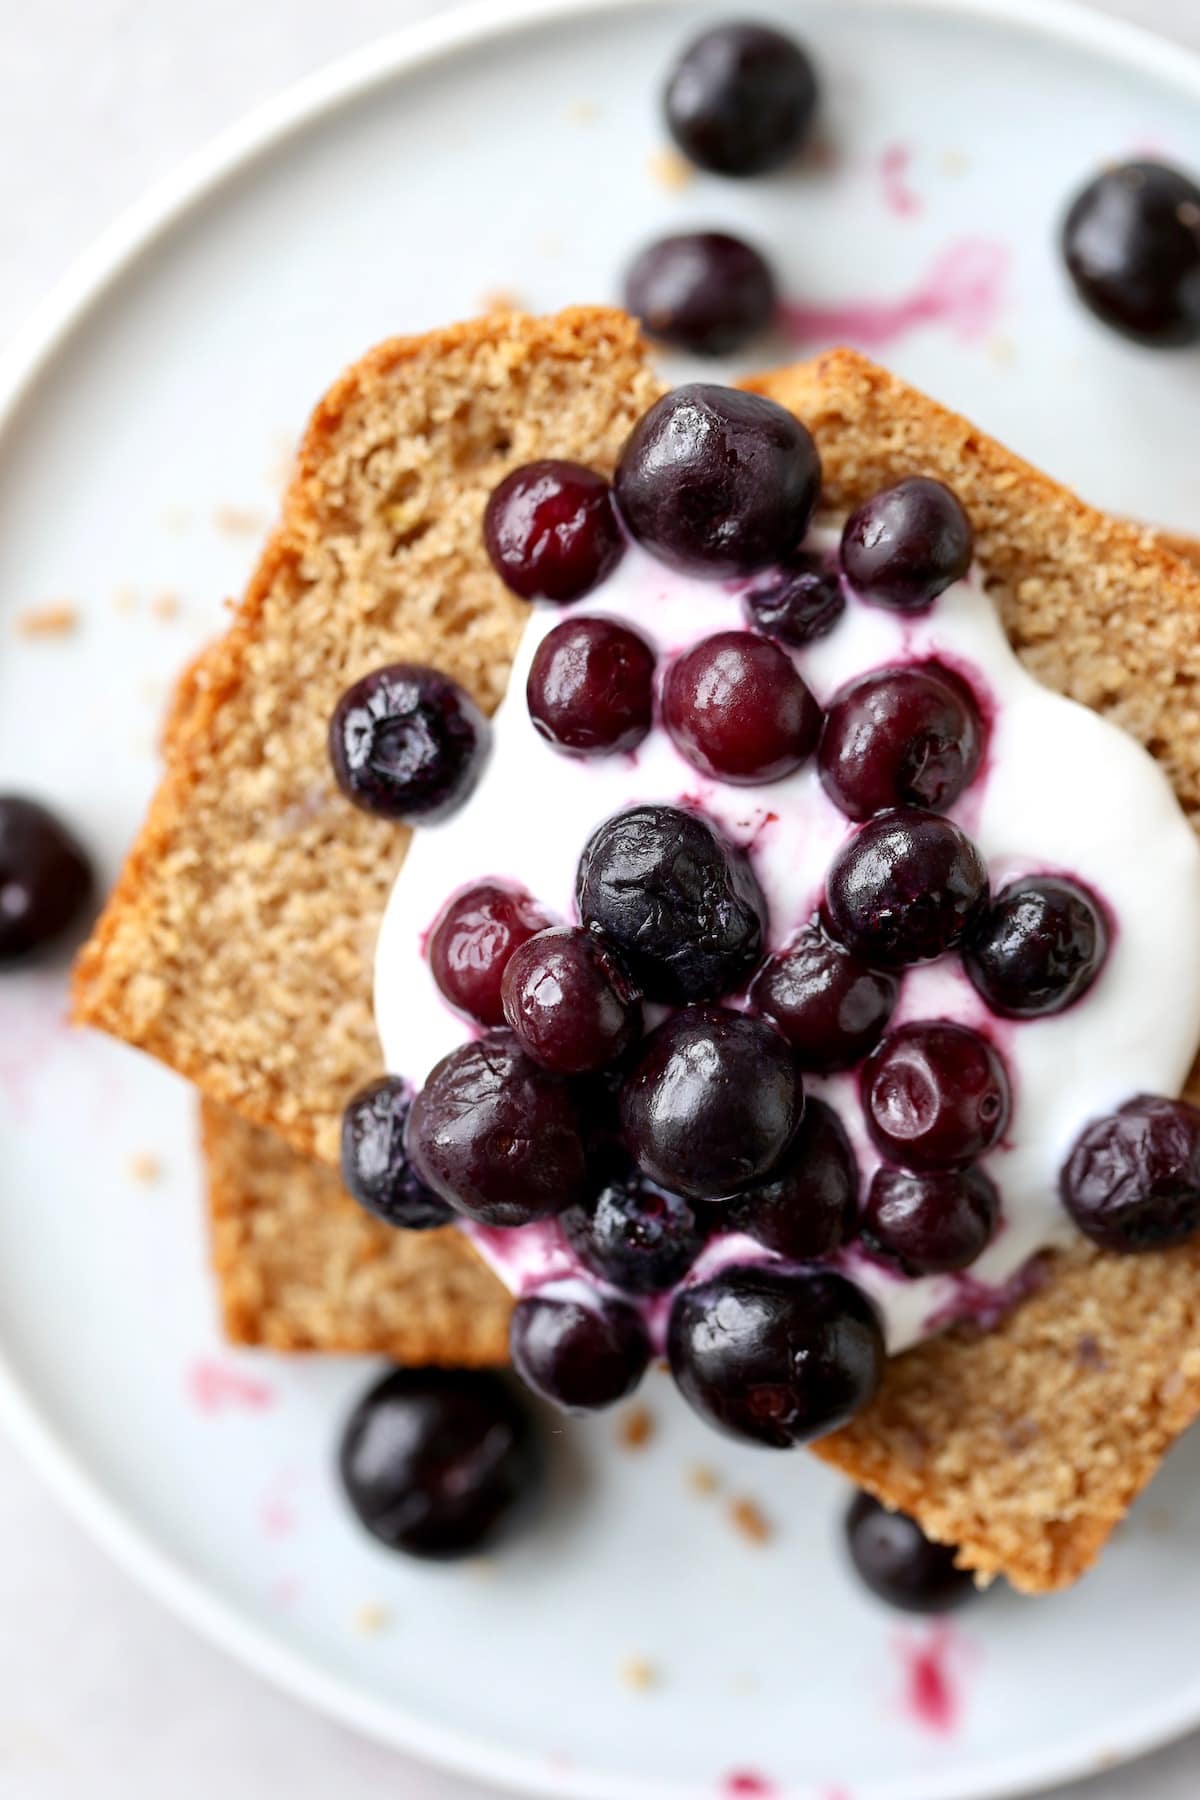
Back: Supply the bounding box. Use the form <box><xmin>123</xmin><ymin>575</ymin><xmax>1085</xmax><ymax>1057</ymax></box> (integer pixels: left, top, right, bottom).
<box><xmin>4</xmin><ymin>2</ymin><xmax>1200</xmax><ymax>1795</ymax></box>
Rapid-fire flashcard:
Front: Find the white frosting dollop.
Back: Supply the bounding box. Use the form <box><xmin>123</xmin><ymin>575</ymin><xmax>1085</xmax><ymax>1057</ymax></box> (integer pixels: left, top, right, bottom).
<box><xmin>374</xmin><ymin>527</ymin><xmax>1200</xmax><ymax>1354</ymax></box>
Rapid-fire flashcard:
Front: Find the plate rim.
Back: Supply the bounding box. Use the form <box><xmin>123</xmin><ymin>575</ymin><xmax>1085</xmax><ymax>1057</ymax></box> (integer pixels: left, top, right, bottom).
<box><xmin>4</xmin><ymin>0</ymin><xmax>1200</xmax><ymax>1794</ymax></box>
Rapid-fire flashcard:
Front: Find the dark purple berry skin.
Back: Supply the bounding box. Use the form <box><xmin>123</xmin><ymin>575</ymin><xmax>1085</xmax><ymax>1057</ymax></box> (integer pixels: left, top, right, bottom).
<box><xmin>742</xmin><ymin>551</ymin><xmax>844</xmax><ymax>646</ymax></box>
<box><xmin>818</xmin><ymin>663</ymin><xmax>985</xmax><ymax>822</ymax></box>
<box><xmin>863</xmin><ymin>1165</ymin><xmax>998</xmax><ymax>1276</ymax></box>
<box><xmin>428</xmin><ymin>882</ymin><xmax>552</xmax><ymax>1027</ymax></box>
<box><xmin>561</xmin><ymin>1164</ymin><xmax>709</xmax><ymax>1294</ymax></box>
<box><xmin>501</xmin><ymin>925</ymin><xmax>641</xmax><ymax>1075</ymax></box>
<box><xmin>406</xmin><ymin>1036</ymin><xmax>591</xmax><ymax>1227</ymax></box>
<box><xmin>663</xmin><ymin>630</ymin><xmax>821</xmax><ymax>785</ymax></box>
<box><xmin>845</xmin><ymin>1492</ymin><xmax>976</xmax><ymax>1614</ymax></box>
<box><xmin>625</xmin><ymin>232</ymin><xmax>777</xmax><ymax>356</ymax></box>
<box><xmin>1061</xmin><ymin>161</ymin><xmax>1200</xmax><ymax>348</ymax></box>
<box><xmin>483</xmin><ymin>460</ymin><xmax>623</xmax><ymax>602</ymax></box>
<box><xmin>750</xmin><ymin>921</ymin><xmax>898</xmax><ymax>1072</ymax></box>
<box><xmin>0</xmin><ymin>796</ymin><xmax>92</xmax><ymax>965</ymax></box>
<box><xmin>329</xmin><ymin>664</ymin><xmax>488</xmax><ymax>823</ymax></box>
<box><xmin>576</xmin><ymin>804</ymin><xmax>766</xmax><ymax>1004</ymax></box>
<box><xmin>340</xmin><ymin>1076</ymin><xmax>455</xmax><ymax>1229</ymax></box>
<box><xmin>1060</xmin><ymin>1095</ymin><xmax>1200</xmax><ymax>1252</ymax></box>
<box><xmin>668</xmin><ymin>1265</ymin><xmax>884</xmax><ymax>1447</ymax></box>
<box><xmin>615</xmin><ymin>385</ymin><xmax>821</xmax><ymax>579</ymax></box>
<box><xmin>964</xmin><ymin>876</ymin><xmax>1108</xmax><ymax>1020</ymax></box>
<box><xmin>863</xmin><ymin>1022</ymin><xmax>1011</xmax><ymax>1173</ymax></box>
<box><xmin>526</xmin><ymin>616</ymin><xmax>654</xmax><ymax>757</ymax></box>
<box><xmin>664</xmin><ymin>22</ymin><xmax>819</xmax><ymax>177</ymax></box>
<box><xmin>727</xmin><ymin>1098</ymin><xmax>859</xmax><ymax>1260</ymax></box>
<box><xmin>840</xmin><ymin>479</ymin><xmax>973</xmax><ymax>614</ymax></box>
<box><xmin>509</xmin><ymin>1292</ymin><xmax>649</xmax><ymax>1412</ymax></box>
<box><xmin>338</xmin><ymin>1368</ymin><xmax>542</xmax><ymax>1559</ymax></box>
<box><xmin>824</xmin><ymin>809</ymin><xmax>989</xmax><ymax>969</ymax></box>
<box><xmin>619</xmin><ymin>1006</ymin><xmax>803</xmax><ymax>1200</ymax></box>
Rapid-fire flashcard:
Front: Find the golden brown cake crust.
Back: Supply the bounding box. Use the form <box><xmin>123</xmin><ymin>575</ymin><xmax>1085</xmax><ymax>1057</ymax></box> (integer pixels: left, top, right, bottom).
<box><xmin>73</xmin><ymin>308</ymin><xmax>664</xmax><ymax>1164</ymax></box>
<box><xmin>79</xmin><ymin>324</ymin><xmax>1200</xmax><ymax>1592</ymax></box>
<box><xmin>202</xmin><ymin>1100</ymin><xmax>511</xmax><ymax>1364</ymax></box>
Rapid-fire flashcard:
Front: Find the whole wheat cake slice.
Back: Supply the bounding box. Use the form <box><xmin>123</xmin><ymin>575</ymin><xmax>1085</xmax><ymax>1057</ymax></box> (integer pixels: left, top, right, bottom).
<box><xmin>77</xmin><ymin>315</ymin><xmax>1200</xmax><ymax>1593</ymax></box>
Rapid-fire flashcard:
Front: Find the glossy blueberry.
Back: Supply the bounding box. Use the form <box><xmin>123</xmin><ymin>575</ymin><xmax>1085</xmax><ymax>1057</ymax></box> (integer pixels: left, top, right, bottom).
<box><xmin>484</xmin><ymin>460</ymin><xmax>623</xmax><ymax>601</ymax></box>
<box><xmin>1060</xmin><ymin>1095</ymin><xmax>1200</xmax><ymax>1252</ymax></box>
<box><xmin>964</xmin><ymin>876</ymin><xmax>1108</xmax><ymax>1019</ymax></box>
<box><xmin>818</xmin><ymin>663</ymin><xmax>985</xmax><ymax>821</ymax></box>
<box><xmin>406</xmin><ymin>1036</ymin><xmax>591</xmax><ymax>1226</ymax></box>
<box><xmin>750</xmin><ymin>920</ymin><xmax>898</xmax><ymax>1071</ymax></box>
<box><xmin>845</xmin><ymin>1492</ymin><xmax>977</xmax><ymax>1614</ymax></box>
<box><xmin>501</xmin><ymin>925</ymin><xmax>642</xmax><ymax>1075</ymax></box>
<box><xmin>664</xmin><ymin>21</ymin><xmax>819</xmax><ymax>177</ymax></box>
<box><xmin>824</xmin><ymin>809</ymin><xmax>988</xmax><ymax>968</ymax></box>
<box><xmin>509</xmin><ymin>1291</ymin><xmax>650</xmax><ymax>1412</ymax></box>
<box><xmin>1061</xmin><ymin>160</ymin><xmax>1200</xmax><ymax>347</ymax></box>
<box><xmin>619</xmin><ymin>1005</ymin><xmax>803</xmax><ymax>1200</ymax></box>
<box><xmin>668</xmin><ymin>1265</ymin><xmax>884</xmax><ymax>1447</ymax></box>
<box><xmin>0</xmin><ymin>796</ymin><xmax>92</xmax><ymax>965</ymax></box>
<box><xmin>863</xmin><ymin>1022</ymin><xmax>1011</xmax><ymax>1172</ymax></box>
<box><xmin>625</xmin><ymin>231</ymin><xmax>777</xmax><ymax>356</ymax></box>
<box><xmin>840</xmin><ymin>479</ymin><xmax>973</xmax><ymax>614</ymax></box>
<box><xmin>742</xmin><ymin>550</ymin><xmax>844</xmax><ymax>646</ymax></box>
<box><xmin>526</xmin><ymin>616</ymin><xmax>655</xmax><ymax>756</ymax></box>
<box><xmin>427</xmin><ymin>881</ymin><xmax>552</xmax><ymax>1027</ymax></box>
<box><xmin>662</xmin><ymin>630</ymin><xmax>821</xmax><ymax>785</ymax></box>
<box><xmin>561</xmin><ymin>1164</ymin><xmax>709</xmax><ymax>1294</ymax></box>
<box><xmin>576</xmin><ymin>804</ymin><xmax>766</xmax><ymax>1004</ymax></box>
<box><xmin>338</xmin><ymin>1367</ymin><xmax>542</xmax><ymax>1559</ymax></box>
<box><xmin>863</xmin><ymin>1164</ymin><xmax>998</xmax><ymax>1275</ymax></box>
<box><xmin>340</xmin><ymin>1076</ymin><xmax>455</xmax><ymax>1229</ymax></box>
<box><xmin>329</xmin><ymin>664</ymin><xmax>488</xmax><ymax>823</ymax></box>
<box><xmin>615</xmin><ymin>385</ymin><xmax>821</xmax><ymax>578</ymax></box>
<box><xmin>727</xmin><ymin>1098</ymin><xmax>859</xmax><ymax>1260</ymax></box>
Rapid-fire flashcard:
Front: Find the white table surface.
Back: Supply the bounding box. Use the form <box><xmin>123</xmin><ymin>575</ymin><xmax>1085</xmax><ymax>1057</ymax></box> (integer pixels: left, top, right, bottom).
<box><xmin>3</xmin><ymin>1</ymin><xmax>1199</xmax><ymax>1795</ymax></box>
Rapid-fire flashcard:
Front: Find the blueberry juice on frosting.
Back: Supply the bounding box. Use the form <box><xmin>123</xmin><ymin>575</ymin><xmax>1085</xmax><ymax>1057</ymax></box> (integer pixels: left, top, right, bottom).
<box><xmin>329</xmin><ymin>382</ymin><xmax>1200</xmax><ymax>1451</ymax></box>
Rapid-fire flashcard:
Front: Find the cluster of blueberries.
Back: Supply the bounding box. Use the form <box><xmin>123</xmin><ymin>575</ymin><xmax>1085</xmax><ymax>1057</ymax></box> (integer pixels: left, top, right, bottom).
<box><xmin>616</xmin><ymin>21</ymin><xmax>1200</xmax><ymax>360</ymax></box>
<box><xmin>330</xmin><ymin>372</ymin><xmax>1200</xmax><ymax>1580</ymax></box>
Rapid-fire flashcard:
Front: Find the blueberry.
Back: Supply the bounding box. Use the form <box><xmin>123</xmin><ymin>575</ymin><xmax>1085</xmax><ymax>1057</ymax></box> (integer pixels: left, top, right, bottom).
<box><xmin>824</xmin><ymin>809</ymin><xmax>988</xmax><ymax>968</ymax></box>
<box><xmin>406</xmin><ymin>1036</ymin><xmax>591</xmax><ymax>1226</ymax></box>
<box><xmin>340</xmin><ymin>1076</ymin><xmax>455</xmax><ymax>1229</ymax></box>
<box><xmin>501</xmin><ymin>925</ymin><xmax>642</xmax><ymax>1075</ymax></box>
<box><xmin>818</xmin><ymin>663</ymin><xmax>985</xmax><ymax>821</ymax></box>
<box><xmin>863</xmin><ymin>1164</ymin><xmax>998</xmax><ymax>1275</ymax></box>
<box><xmin>576</xmin><ymin>804</ymin><xmax>766</xmax><ymax>1004</ymax></box>
<box><xmin>329</xmin><ymin>664</ymin><xmax>488</xmax><ymax>823</ymax></box>
<box><xmin>662</xmin><ymin>630</ymin><xmax>822</xmax><ymax>785</ymax></box>
<box><xmin>484</xmin><ymin>460</ymin><xmax>623</xmax><ymax>601</ymax></box>
<box><xmin>561</xmin><ymin>1163</ymin><xmax>709</xmax><ymax>1293</ymax></box>
<box><xmin>526</xmin><ymin>616</ymin><xmax>655</xmax><ymax>756</ymax></box>
<box><xmin>668</xmin><ymin>1264</ymin><xmax>884</xmax><ymax>1447</ymax></box>
<box><xmin>964</xmin><ymin>876</ymin><xmax>1108</xmax><ymax>1019</ymax></box>
<box><xmin>625</xmin><ymin>231</ymin><xmax>777</xmax><ymax>356</ymax></box>
<box><xmin>863</xmin><ymin>1022</ymin><xmax>1011</xmax><ymax>1172</ymax></box>
<box><xmin>742</xmin><ymin>550</ymin><xmax>844</xmax><ymax>646</ymax></box>
<box><xmin>726</xmin><ymin>1098</ymin><xmax>859</xmax><ymax>1260</ymax></box>
<box><xmin>750</xmin><ymin>920</ymin><xmax>898</xmax><ymax>1072</ymax></box>
<box><xmin>664</xmin><ymin>22</ymin><xmax>819</xmax><ymax>177</ymax></box>
<box><xmin>1061</xmin><ymin>160</ymin><xmax>1200</xmax><ymax>347</ymax></box>
<box><xmin>427</xmin><ymin>881</ymin><xmax>552</xmax><ymax>1027</ymax></box>
<box><xmin>840</xmin><ymin>479</ymin><xmax>973</xmax><ymax>614</ymax></box>
<box><xmin>509</xmin><ymin>1291</ymin><xmax>650</xmax><ymax>1412</ymax></box>
<box><xmin>0</xmin><ymin>796</ymin><xmax>92</xmax><ymax>965</ymax></box>
<box><xmin>615</xmin><ymin>385</ymin><xmax>821</xmax><ymax>578</ymax></box>
<box><xmin>845</xmin><ymin>1492</ymin><xmax>976</xmax><ymax>1614</ymax></box>
<box><xmin>1061</xmin><ymin>1095</ymin><xmax>1200</xmax><ymax>1252</ymax></box>
<box><xmin>619</xmin><ymin>1005</ymin><xmax>803</xmax><ymax>1200</ymax></box>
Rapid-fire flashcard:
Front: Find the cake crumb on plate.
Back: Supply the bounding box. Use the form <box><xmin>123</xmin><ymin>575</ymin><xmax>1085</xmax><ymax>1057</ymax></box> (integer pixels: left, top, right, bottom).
<box><xmin>616</xmin><ymin>1405</ymin><xmax>655</xmax><ymax>1450</ymax></box>
<box><xmin>15</xmin><ymin>602</ymin><xmax>79</xmax><ymax>639</ymax></box>
<box><xmin>620</xmin><ymin>1656</ymin><xmax>659</xmax><ymax>1691</ymax></box>
<box><xmin>729</xmin><ymin>1497</ymin><xmax>772</xmax><ymax>1544</ymax></box>
<box><xmin>128</xmin><ymin>1151</ymin><xmax>162</xmax><ymax>1183</ymax></box>
<box><xmin>686</xmin><ymin>1463</ymin><xmax>720</xmax><ymax>1497</ymax></box>
<box><xmin>647</xmin><ymin>146</ymin><xmax>693</xmax><ymax>191</ymax></box>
